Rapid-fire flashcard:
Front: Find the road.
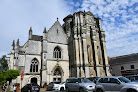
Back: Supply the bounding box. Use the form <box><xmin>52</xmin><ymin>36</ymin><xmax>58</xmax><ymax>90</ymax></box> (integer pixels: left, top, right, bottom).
<box><xmin>40</xmin><ymin>88</ymin><xmax>66</xmax><ymax>92</ymax></box>
<box><xmin>41</xmin><ymin>91</ymin><xmax>65</xmax><ymax>92</ymax></box>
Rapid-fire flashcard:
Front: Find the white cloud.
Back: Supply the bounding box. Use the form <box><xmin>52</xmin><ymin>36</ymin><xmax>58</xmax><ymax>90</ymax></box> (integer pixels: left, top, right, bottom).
<box><xmin>81</xmin><ymin>0</ymin><xmax>138</xmax><ymax>57</ymax></box>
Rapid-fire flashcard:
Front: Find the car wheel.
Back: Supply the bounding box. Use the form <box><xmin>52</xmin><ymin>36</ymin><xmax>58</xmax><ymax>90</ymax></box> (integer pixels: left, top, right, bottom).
<box><xmin>60</xmin><ymin>87</ymin><xmax>64</xmax><ymax>91</ymax></box>
<box><xmin>66</xmin><ymin>87</ymin><xmax>70</xmax><ymax>92</ymax></box>
<box><xmin>28</xmin><ymin>90</ymin><xmax>31</xmax><ymax>92</ymax></box>
<box><xmin>97</xmin><ymin>89</ymin><xmax>103</xmax><ymax>92</ymax></box>
<box><xmin>79</xmin><ymin>88</ymin><xmax>84</xmax><ymax>92</ymax></box>
<box><xmin>128</xmin><ymin>89</ymin><xmax>136</xmax><ymax>92</ymax></box>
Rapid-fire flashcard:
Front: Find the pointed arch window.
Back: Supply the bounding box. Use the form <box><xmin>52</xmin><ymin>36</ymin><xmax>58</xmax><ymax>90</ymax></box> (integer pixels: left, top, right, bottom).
<box><xmin>53</xmin><ymin>68</ymin><xmax>61</xmax><ymax>76</ymax></box>
<box><xmin>30</xmin><ymin>58</ymin><xmax>39</xmax><ymax>72</ymax></box>
<box><xmin>53</xmin><ymin>46</ymin><xmax>61</xmax><ymax>59</ymax></box>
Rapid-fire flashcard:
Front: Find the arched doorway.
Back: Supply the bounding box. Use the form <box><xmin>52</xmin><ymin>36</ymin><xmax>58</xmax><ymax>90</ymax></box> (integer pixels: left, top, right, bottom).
<box><xmin>53</xmin><ymin>67</ymin><xmax>62</xmax><ymax>82</ymax></box>
<box><xmin>31</xmin><ymin>77</ymin><xmax>37</xmax><ymax>84</ymax></box>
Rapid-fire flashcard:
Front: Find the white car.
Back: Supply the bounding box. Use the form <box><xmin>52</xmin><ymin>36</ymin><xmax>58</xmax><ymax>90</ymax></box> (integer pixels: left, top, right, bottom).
<box><xmin>46</xmin><ymin>82</ymin><xmax>60</xmax><ymax>91</ymax></box>
<box><xmin>58</xmin><ymin>82</ymin><xmax>65</xmax><ymax>91</ymax></box>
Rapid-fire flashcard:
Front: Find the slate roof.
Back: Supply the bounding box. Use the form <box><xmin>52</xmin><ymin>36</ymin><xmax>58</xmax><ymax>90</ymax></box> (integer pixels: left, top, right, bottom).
<box><xmin>109</xmin><ymin>53</ymin><xmax>138</xmax><ymax>65</ymax></box>
<box><xmin>32</xmin><ymin>35</ymin><xmax>42</xmax><ymax>41</ymax></box>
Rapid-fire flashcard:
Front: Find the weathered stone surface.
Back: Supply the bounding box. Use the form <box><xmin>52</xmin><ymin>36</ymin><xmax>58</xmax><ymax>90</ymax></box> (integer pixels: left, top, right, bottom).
<box><xmin>9</xmin><ymin>11</ymin><xmax>110</xmax><ymax>89</ymax></box>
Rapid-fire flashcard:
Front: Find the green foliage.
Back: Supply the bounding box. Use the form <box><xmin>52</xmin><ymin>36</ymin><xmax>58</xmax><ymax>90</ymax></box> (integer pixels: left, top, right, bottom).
<box><xmin>0</xmin><ymin>71</ymin><xmax>3</xmax><ymax>80</ymax></box>
<box><xmin>1</xmin><ymin>80</ymin><xmax>6</xmax><ymax>87</ymax></box>
<box><xmin>44</xmin><ymin>82</ymin><xmax>47</xmax><ymax>85</ymax></box>
<box><xmin>5</xmin><ymin>70</ymin><xmax>20</xmax><ymax>81</ymax></box>
<box><xmin>0</xmin><ymin>55</ymin><xmax>8</xmax><ymax>71</ymax></box>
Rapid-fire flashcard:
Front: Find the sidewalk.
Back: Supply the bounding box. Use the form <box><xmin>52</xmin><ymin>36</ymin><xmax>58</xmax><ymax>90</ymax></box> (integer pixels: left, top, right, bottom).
<box><xmin>41</xmin><ymin>88</ymin><xmax>46</xmax><ymax>91</ymax></box>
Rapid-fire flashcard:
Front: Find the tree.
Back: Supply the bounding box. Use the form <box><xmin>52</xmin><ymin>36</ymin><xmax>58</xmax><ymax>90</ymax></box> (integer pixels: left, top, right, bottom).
<box><xmin>0</xmin><ymin>71</ymin><xmax>3</xmax><ymax>81</ymax></box>
<box><xmin>5</xmin><ymin>70</ymin><xmax>20</xmax><ymax>83</ymax></box>
<box><xmin>0</xmin><ymin>55</ymin><xmax>8</xmax><ymax>71</ymax></box>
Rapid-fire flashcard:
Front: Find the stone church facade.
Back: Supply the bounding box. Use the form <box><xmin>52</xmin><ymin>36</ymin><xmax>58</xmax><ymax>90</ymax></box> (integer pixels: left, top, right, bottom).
<box><xmin>9</xmin><ymin>11</ymin><xmax>110</xmax><ymax>87</ymax></box>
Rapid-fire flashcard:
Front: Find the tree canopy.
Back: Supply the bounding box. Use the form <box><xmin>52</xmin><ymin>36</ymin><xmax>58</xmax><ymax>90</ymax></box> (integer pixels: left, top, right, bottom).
<box><xmin>0</xmin><ymin>71</ymin><xmax>3</xmax><ymax>81</ymax></box>
<box><xmin>0</xmin><ymin>55</ymin><xmax>8</xmax><ymax>71</ymax></box>
<box><xmin>6</xmin><ymin>70</ymin><xmax>20</xmax><ymax>81</ymax></box>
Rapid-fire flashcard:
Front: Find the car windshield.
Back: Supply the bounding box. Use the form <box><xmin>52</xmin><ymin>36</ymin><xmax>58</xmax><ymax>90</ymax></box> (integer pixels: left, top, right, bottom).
<box><xmin>81</xmin><ymin>79</ymin><xmax>91</xmax><ymax>83</ymax></box>
<box><xmin>54</xmin><ymin>82</ymin><xmax>60</xmax><ymax>84</ymax></box>
<box><xmin>133</xmin><ymin>76</ymin><xmax>138</xmax><ymax>80</ymax></box>
<box><xmin>118</xmin><ymin>77</ymin><xmax>131</xmax><ymax>83</ymax></box>
<box><xmin>32</xmin><ymin>84</ymin><xmax>38</xmax><ymax>86</ymax></box>
<box><xmin>60</xmin><ymin>82</ymin><xmax>65</xmax><ymax>84</ymax></box>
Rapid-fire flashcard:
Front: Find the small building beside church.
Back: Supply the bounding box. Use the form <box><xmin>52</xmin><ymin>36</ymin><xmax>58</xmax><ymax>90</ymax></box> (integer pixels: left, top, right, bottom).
<box><xmin>8</xmin><ymin>11</ymin><xmax>110</xmax><ymax>87</ymax></box>
<box><xmin>109</xmin><ymin>53</ymin><xmax>138</xmax><ymax>76</ymax></box>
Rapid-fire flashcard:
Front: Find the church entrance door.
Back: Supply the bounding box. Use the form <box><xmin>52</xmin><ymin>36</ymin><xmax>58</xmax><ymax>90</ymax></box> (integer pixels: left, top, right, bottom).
<box><xmin>31</xmin><ymin>77</ymin><xmax>37</xmax><ymax>84</ymax></box>
<box><xmin>53</xmin><ymin>68</ymin><xmax>62</xmax><ymax>82</ymax></box>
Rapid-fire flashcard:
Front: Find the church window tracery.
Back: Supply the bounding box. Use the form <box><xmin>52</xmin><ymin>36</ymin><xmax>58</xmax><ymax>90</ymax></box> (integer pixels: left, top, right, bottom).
<box><xmin>30</xmin><ymin>58</ymin><xmax>39</xmax><ymax>73</ymax></box>
<box><xmin>54</xmin><ymin>68</ymin><xmax>61</xmax><ymax>76</ymax></box>
<box><xmin>53</xmin><ymin>46</ymin><xmax>61</xmax><ymax>59</ymax></box>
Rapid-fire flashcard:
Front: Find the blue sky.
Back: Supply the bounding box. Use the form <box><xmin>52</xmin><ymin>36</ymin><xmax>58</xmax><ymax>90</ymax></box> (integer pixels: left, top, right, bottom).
<box><xmin>0</xmin><ymin>0</ymin><xmax>138</xmax><ymax>57</ymax></box>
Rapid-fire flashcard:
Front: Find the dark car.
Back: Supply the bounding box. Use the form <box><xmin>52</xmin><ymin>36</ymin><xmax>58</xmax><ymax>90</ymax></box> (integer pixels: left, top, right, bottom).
<box><xmin>87</xmin><ymin>77</ymin><xmax>99</xmax><ymax>83</ymax></box>
<box><xmin>46</xmin><ymin>82</ymin><xmax>61</xmax><ymax>91</ymax></box>
<box><xmin>126</xmin><ymin>75</ymin><xmax>138</xmax><ymax>82</ymax></box>
<box><xmin>21</xmin><ymin>83</ymin><xmax>40</xmax><ymax>92</ymax></box>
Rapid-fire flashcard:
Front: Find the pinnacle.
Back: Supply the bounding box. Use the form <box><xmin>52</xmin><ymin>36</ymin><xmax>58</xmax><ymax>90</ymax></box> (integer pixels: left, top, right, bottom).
<box><xmin>43</xmin><ymin>27</ymin><xmax>47</xmax><ymax>33</ymax></box>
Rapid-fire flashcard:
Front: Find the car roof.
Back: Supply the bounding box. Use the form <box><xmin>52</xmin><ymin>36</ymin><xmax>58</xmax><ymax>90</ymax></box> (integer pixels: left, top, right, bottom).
<box><xmin>99</xmin><ymin>76</ymin><xmax>123</xmax><ymax>79</ymax></box>
<box><xmin>127</xmin><ymin>75</ymin><xmax>138</xmax><ymax>77</ymax></box>
<box><xmin>66</xmin><ymin>77</ymin><xmax>88</xmax><ymax>79</ymax></box>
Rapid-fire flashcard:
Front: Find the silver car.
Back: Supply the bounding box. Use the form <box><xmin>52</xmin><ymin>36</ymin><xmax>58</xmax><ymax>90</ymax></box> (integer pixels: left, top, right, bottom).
<box><xmin>65</xmin><ymin>78</ymin><xmax>95</xmax><ymax>92</ymax></box>
<box><xmin>96</xmin><ymin>76</ymin><xmax>138</xmax><ymax>92</ymax></box>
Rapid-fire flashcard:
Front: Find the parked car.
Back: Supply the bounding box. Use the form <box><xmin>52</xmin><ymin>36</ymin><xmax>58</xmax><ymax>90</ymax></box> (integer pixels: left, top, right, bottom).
<box><xmin>46</xmin><ymin>81</ymin><xmax>60</xmax><ymax>91</ymax></box>
<box><xmin>126</xmin><ymin>75</ymin><xmax>138</xmax><ymax>82</ymax></box>
<box><xmin>65</xmin><ymin>78</ymin><xmax>95</xmax><ymax>92</ymax></box>
<box><xmin>58</xmin><ymin>82</ymin><xmax>65</xmax><ymax>91</ymax></box>
<box><xmin>21</xmin><ymin>83</ymin><xmax>40</xmax><ymax>92</ymax></box>
<box><xmin>87</xmin><ymin>77</ymin><xmax>100</xmax><ymax>83</ymax></box>
<box><xmin>96</xmin><ymin>76</ymin><xmax>138</xmax><ymax>92</ymax></box>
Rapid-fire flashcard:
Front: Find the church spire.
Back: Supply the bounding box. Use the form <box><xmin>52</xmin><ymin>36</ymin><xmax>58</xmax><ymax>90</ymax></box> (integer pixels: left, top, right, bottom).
<box><xmin>11</xmin><ymin>40</ymin><xmax>15</xmax><ymax>50</ymax></box>
<box><xmin>43</xmin><ymin>27</ymin><xmax>46</xmax><ymax>33</ymax></box>
<box><xmin>43</xmin><ymin>27</ymin><xmax>47</xmax><ymax>40</ymax></box>
<box><xmin>29</xmin><ymin>27</ymin><xmax>32</xmax><ymax>39</ymax></box>
<box><xmin>12</xmin><ymin>40</ymin><xmax>15</xmax><ymax>46</ymax></box>
<box><xmin>16</xmin><ymin>39</ymin><xmax>19</xmax><ymax>46</ymax></box>
<box><xmin>29</xmin><ymin>27</ymin><xmax>32</xmax><ymax>33</ymax></box>
<box><xmin>57</xmin><ymin>17</ymin><xmax>59</xmax><ymax>21</ymax></box>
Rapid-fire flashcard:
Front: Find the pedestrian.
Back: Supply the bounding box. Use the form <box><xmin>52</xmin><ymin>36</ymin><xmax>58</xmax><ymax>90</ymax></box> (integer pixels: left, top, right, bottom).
<box><xmin>13</xmin><ymin>85</ymin><xmax>14</xmax><ymax>92</ymax></box>
<box><xmin>5</xmin><ymin>82</ymin><xmax>8</xmax><ymax>92</ymax></box>
<box><xmin>3</xmin><ymin>83</ymin><xmax>5</xmax><ymax>92</ymax></box>
<box><xmin>13</xmin><ymin>85</ymin><xmax>16</xmax><ymax>92</ymax></box>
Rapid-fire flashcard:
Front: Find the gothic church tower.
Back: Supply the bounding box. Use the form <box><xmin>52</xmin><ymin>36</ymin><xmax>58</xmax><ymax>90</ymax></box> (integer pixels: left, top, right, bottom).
<box><xmin>63</xmin><ymin>11</ymin><xmax>110</xmax><ymax>77</ymax></box>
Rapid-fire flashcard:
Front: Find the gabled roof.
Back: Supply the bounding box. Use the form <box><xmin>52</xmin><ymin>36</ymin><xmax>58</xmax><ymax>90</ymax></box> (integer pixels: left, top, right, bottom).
<box><xmin>47</xmin><ymin>19</ymin><xmax>64</xmax><ymax>33</ymax></box>
<box><xmin>32</xmin><ymin>35</ymin><xmax>42</xmax><ymax>41</ymax></box>
<box><xmin>47</xmin><ymin>19</ymin><xmax>67</xmax><ymax>44</ymax></box>
<box><xmin>109</xmin><ymin>53</ymin><xmax>138</xmax><ymax>65</ymax></box>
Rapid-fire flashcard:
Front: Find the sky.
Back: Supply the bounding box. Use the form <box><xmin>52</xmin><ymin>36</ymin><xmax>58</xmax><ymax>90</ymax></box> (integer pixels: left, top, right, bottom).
<box><xmin>0</xmin><ymin>0</ymin><xmax>137</xmax><ymax>58</ymax></box>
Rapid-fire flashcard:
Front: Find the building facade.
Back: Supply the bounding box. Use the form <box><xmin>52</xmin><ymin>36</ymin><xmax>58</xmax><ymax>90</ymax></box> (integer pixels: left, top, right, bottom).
<box><xmin>9</xmin><ymin>11</ymin><xmax>110</xmax><ymax>87</ymax></box>
<box><xmin>109</xmin><ymin>53</ymin><xmax>138</xmax><ymax>76</ymax></box>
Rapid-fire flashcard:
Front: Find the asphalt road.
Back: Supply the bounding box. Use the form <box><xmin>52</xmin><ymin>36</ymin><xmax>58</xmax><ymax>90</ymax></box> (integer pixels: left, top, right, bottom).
<box><xmin>40</xmin><ymin>91</ymin><xmax>66</xmax><ymax>92</ymax></box>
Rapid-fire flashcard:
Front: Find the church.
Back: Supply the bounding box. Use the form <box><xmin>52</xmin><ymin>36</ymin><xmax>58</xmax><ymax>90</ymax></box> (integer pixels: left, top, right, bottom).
<box><xmin>9</xmin><ymin>11</ymin><xmax>110</xmax><ymax>87</ymax></box>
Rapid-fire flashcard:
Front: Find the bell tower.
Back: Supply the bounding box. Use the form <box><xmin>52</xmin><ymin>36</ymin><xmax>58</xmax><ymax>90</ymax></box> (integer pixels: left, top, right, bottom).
<box><xmin>63</xmin><ymin>11</ymin><xmax>110</xmax><ymax>77</ymax></box>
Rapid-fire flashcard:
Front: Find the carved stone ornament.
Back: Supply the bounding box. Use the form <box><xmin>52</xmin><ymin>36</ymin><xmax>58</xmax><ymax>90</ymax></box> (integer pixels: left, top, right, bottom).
<box><xmin>92</xmin><ymin>30</ymin><xmax>97</xmax><ymax>36</ymax></box>
<box><xmin>101</xmin><ymin>32</ymin><xmax>105</xmax><ymax>42</ymax></box>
